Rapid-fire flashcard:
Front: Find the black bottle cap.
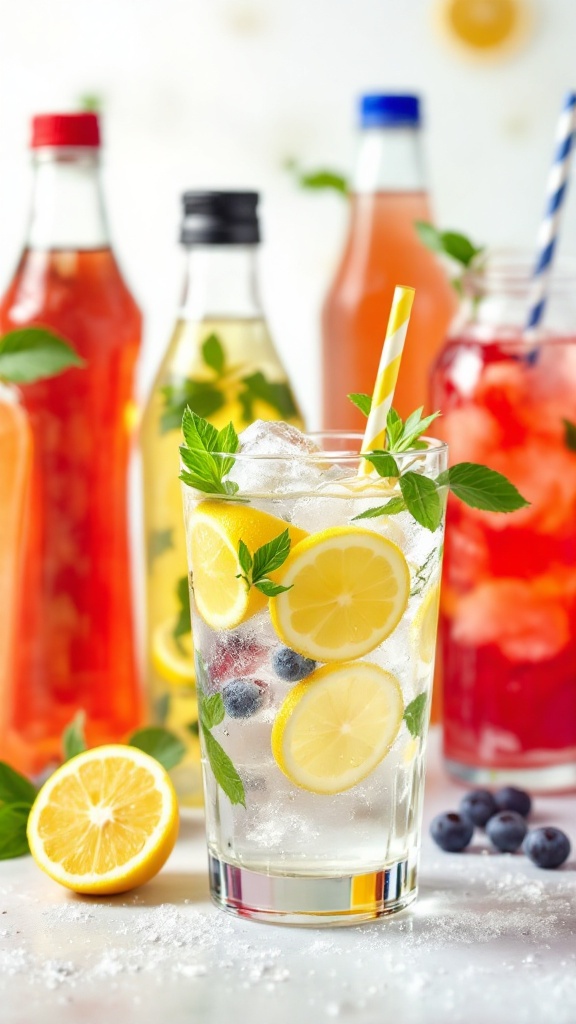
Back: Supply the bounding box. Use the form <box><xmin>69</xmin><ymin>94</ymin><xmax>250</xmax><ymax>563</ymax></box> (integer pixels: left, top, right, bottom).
<box><xmin>180</xmin><ymin>191</ymin><xmax>260</xmax><ymax>245</ymax></box>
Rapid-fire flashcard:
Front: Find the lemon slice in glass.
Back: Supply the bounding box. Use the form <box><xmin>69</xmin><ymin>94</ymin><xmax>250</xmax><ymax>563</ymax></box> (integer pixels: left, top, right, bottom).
<box><xmin>189</xmin><ymin>500</ymin><xmax>307</xmax><ymax>630</ymax></box>
<box><xmin>411</xmin><ymin>583</ymin><xmax>441</xmax><ymax>664</ymax></box>
<box><xmin>271</xmin><ymin>662</ymin><xmax>404</xmax><ymax>794</ymax></box>
<box><xmin>152</xmin><ymin>619</ymin><xmax>194</xmax><ymax>687</ymax></box>
<box><xmin>269</xmin><ymin>526</ymin><xmax>410</xmax><ymax>662</ymax></box>
<box><xmin>27</xmin><ymin>746</ymin><xmax>179</xmax><ymax>895</ymax></box>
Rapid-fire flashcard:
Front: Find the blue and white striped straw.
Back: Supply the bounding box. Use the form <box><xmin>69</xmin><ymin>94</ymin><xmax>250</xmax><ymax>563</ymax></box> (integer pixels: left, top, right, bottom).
<box><xmin>525</xmin><ymin>91</ymin><xmax>576</xmax><ymax>335</ymax></box>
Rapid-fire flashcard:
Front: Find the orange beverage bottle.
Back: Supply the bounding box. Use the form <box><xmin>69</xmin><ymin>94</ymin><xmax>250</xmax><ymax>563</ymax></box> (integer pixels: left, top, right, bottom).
<box><xmin>0</xmin><ymin>113</ymin><xmax>143</xmax><ymax>777</ymax></box>
<box><xmin>322</xmin><ymin>94</ymin><xmax>455</xmax><ymax>429</ymax></box>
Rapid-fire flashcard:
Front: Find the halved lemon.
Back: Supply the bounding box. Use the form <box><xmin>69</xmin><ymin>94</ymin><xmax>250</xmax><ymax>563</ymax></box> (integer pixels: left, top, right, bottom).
<box><xmin>152</xmin><ymin>619</ymin><xmax>194</xmax><ymax>687</ymax></box>
<box><xmin>271</xmin><ymin>662</ymin><xmax>404</xmax><ymax>794</ymax></box>
<box><xmin>189</xmin><ymin>501</ymin><xmax>307</xmax><ymax>630</ymax></box>
<box><xmin>27</xmin><ymin>746</ymin><xmax>179</xmax><ymax>895</ymax></box>
<box><xmin>269</xmin><ymin>526</ymin><xmax>410</xmax><ymax>662</ymax></box>
<box><xmin>412</xmin><ymin>584</ymin><xmax>441</xmax><ymax>664</ymax></box>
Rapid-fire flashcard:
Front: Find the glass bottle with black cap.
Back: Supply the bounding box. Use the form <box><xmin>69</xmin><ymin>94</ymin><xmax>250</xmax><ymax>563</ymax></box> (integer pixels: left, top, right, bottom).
<box><xmin>141</xmin><ymin>190</ymin><xmax>303</xmax><ymax>805</ymax></box>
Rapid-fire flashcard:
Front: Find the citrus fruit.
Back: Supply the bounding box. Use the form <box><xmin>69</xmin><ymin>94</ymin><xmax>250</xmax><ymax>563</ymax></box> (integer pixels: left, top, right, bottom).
<box><xmin>438</xmin><ymin>0</ymin><xmax>527</xmax><ymax>56</ymax></box>
<box><xmin>269</xmin><ymin>526</ymin><xmax>410</xmax><ymax>662</ymax></box>
<box><xmin>189</xmin><ymin>501</ymin><xmax>307</xmax><ymax>630</ymax></box>
<box><xmin>152</xmin><ymin>619</ymin><xmax>194</xmax><ymax>686</ymax></box>
<box><xmin>412</xmin><ymin>583</ymin><xmax>441</xmax><ymax>663</ymax></box>
<box><xmin>271</xmin><ymin>661</ymin><xmax>404</xmax><ymax>794</ymax></box>
<box><xmin>27</xmin><ymin>746</ymin><xmax>179</xmax><ymax>895</ymax></box>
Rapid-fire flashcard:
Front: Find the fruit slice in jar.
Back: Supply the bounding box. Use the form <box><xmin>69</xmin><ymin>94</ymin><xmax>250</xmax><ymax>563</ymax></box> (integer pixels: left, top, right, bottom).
<box><xmin>271</xmin><ymin>662</ymin><xmax>404</xmax><ymax>794</ymax></box>
<box><xmin>411</xmin><ymin>583</ymin><xmax>441</xmax><ymax>664</ymax></box>
<box><xmin>152</xmin><ymin>619</ymin><xmax>195</xmax><ymax>686</ymax></box>
<box><xmin>269</xmin><ymin>526</ymin><xmax>410</xmax><ymax>661</ymax></box>
<box><xmin>189</xmin><ymin>501</ymin><xmax>308</xmax><ymax>630</ymax></box>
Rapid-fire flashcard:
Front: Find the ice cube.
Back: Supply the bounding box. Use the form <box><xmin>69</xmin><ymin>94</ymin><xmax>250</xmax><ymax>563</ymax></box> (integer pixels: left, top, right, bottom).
<box><xmin>228</xmin><ymin>420</ymin><xmax>324</xmax><ymax>494</ymax></box>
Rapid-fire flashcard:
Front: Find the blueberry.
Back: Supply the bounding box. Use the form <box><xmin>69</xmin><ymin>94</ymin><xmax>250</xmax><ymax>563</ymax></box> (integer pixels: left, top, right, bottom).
<box><xmin>430</xmin><ymin>812</ymin><xmax>474</xmax><ymax>852</ymax></box>
<box><xmin>459</xmin><ymin>789</ymin><xmax>498</xmax><ymax>828</ymax></box>
<box><xmin>523</xmin><ymin>827</ymin><xmax>571</xmax><ymax>870</ymax></box>
<box><xmin>486</xmin><ymin>811</ymin><xmax>528</xmax><ymax>852</ymax></box>
<box><xmin>272</xmin><ymin>647</ymin><xmax>316</xmax><ymax>682</ymax></box>
<box><xmin>221</xmin><ymin>679</ymin><xmax>266</xmax><ymax>719</ymax></box>
<box><xmin>494</xmin><ymin>786</ymin><xmax>532</xmax><ymax>818</ymax></box>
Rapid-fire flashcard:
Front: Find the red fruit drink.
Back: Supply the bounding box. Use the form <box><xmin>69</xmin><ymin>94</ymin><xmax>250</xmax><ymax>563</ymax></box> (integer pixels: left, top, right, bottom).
<box><xmin>433</xmin><ymin>320</ymin><xmax>576</xmax><ymax>789</ymax></box>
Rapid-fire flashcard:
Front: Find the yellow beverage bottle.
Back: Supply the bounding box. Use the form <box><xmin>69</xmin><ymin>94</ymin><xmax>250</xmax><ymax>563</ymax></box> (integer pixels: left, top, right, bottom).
<box><xmin>141</xmin><ymin>191</ymin><xmax>303</xmax><ymax>804</ymax></box>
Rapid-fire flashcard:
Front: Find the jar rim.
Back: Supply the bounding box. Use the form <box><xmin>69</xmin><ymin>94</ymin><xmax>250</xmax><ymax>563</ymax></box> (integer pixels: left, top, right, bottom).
<box><xmin>465</xmin><ymin>248</ymin><xmax>576</xmax><ymax>292</ymax></box>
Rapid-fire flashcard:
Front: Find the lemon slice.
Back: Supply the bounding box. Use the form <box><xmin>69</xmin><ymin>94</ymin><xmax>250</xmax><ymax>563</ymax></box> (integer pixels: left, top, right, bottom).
<box><xmin>152</xmin><ymin>619</ymin><xmax>194</xmax><ymax>687</ymax></box>
<box><xmin>189</xmin><ymin>501</ymin><xmax>307</xmax><ymax>630</ymax></box>
<box><xmin>27</xmin><ymin>746</ymin><xmax>179</xmax><ymax>895</ymax></box>
<box><xmin>269</xmin><ymin>526</ymin><xmax>410</xmax><ymax>661</ymax></box>
<box><xmin>412</xmin><ymin>583</ymin><xmax>441</xmax><ymax>663</ymax></box>
<box><xmin>437</xmin><ymin>0</ymin><xmax>529</xmax><ymax>56</ymax></box>
<box><xmin>271</xmin><ymin>662</ymin><xmax>404</xmax><ymax>794</ymax></box>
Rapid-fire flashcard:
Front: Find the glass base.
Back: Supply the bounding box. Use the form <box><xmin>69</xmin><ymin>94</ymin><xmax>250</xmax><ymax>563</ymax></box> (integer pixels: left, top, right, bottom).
<box><xmin>208</xmin><ymin>851</ymin><xmax>418</xmax><ymax>926</ymax></box>
<box><xmin>444</xmin><ymin>756</ymin><xmax>576</xmax><ymax>793</ymax></box>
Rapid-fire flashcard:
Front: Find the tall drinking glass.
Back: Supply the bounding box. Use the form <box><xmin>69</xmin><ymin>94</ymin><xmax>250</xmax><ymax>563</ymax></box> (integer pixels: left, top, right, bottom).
<box><xmin>432</xmin><ymin>253</ymin><xmax>576</xmax><ymax>791</ymax></box>
<box><xmin>182</xmin><ymin>429</ymin><xmax>447</xmax><ymax>924</ymax></box>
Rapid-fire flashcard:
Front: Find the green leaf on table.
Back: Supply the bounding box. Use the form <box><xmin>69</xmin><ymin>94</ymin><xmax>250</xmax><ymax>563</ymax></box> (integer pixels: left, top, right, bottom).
<box><xmin>362</xmin><ymin>451</ymin><xmax>400</xmax><ymax>478</ymax></box>
<box><xmin>203</xmin><ymin>731</ymin><xmax>246</xmax><ymax>807</ymax></box>
<box><xmin>348</xmin><ymin>392</ymin><xmax>372</xmax><ymax>417</ymax></box>
<box><xmin>0</xmin><ymin>328</ymin><xmax>84</xmax><ymax>384</ymax></box>
<box><xmin>353</xmin><ymin>496</ymin><xmax>407</xmax><ymax>520</ymax></box>
<box><xmin>148</xmin><ymin>528</ymin><xmax>174</xmax><ymax>566</ymax></box>
<box><xmin>399</xmin><ymin>473</ymin><xmax>443</xmax><ymax>532</ymax></box>
<box><xmin>0</xmin><ymin>762</ymin><xmax>37</xmax><ymax>806</ymax></box>
<box><xmin>404</xmin><ymin>693</ymin><xmax>428</xmax><ymax>739</ymax></box>
<box><xmin>239</xmin><ymin>372</ymin><xmax>298</xmax><ymax>421</ymax></box>
<box><xmin>129</xmin><ymin>726</ymin><xmax>186</xmax><ymax>771</ymax></box>
<box><xmin>200</xmin><ymin>692</ymin><xmax>226</xmax><ymax>731</ymax></box>
<box><xmin>173</xmin><ymin>575</ymin><xmax>191</xmax><ymax>641</ymax></box>
<box><xmin>62</xmin><ymin>712</ymin><xmax>87</xmax><ymax>761</ymax></box>
<box><xmin>440</xmin><ymin>463</ymin><xmax>529</xmax><ymax>512</ymax></box>
<box><xmin>201</xmin><ymin>333</ymin><xmax>226</xmax><ymax>375</ymax></box>
<box><xmin>0</xmin><ymin>804</ymin><xmax>31</xmax><ymax>860</ymax></box>
<box><xmin>562</xmin><ymin>418</ymin><xmax>576</xmax><ymax>452</ymax></box>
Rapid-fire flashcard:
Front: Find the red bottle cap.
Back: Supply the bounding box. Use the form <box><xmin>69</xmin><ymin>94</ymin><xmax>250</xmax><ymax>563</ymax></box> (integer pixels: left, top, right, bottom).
<box><xmin>30</xmin><ymin>113</ymin><xmax>101</xmax><ymax>149</ymax></box>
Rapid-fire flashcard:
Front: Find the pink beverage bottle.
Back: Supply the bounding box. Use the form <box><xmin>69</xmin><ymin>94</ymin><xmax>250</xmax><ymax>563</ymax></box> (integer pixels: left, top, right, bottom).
<box><xmin>431</xmin><ymin>253</ymin><xmax>576</xmax><ymax>791</ymax></box>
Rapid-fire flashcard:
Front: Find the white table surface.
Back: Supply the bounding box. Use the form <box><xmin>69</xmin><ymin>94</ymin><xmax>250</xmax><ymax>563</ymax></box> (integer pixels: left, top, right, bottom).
<box><xmin>1</xmin><ymin>729</ymin><xmax>575</xmax><ymax>1024</ymax></box>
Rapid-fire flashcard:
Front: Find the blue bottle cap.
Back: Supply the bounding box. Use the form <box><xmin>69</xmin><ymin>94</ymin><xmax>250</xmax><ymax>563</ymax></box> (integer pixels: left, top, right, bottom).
<box><xmin>359</xmin><ymin>94</ymin><xmax>421</xmax><ymax>128</ymax></box>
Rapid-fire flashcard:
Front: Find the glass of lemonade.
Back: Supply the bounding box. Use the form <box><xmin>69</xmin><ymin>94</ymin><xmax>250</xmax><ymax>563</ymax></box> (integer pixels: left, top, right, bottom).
<box><xmin>181</xmin><ymin>421</ymin><xmax>447</xmax><ymax>924</ymax></box>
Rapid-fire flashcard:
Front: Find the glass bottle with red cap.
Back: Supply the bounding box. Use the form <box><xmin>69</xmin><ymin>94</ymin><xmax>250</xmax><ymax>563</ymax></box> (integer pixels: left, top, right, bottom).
<box><xmin>0</xmin><ymin>112</ymin><xmax>143</xmax><ymax>778</ymax></box>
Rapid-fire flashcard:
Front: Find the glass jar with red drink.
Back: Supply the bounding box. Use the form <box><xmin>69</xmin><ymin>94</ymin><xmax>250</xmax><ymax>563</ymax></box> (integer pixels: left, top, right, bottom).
<box><xmin>432</xmin><ymin>252</ymin><xmax>576</xmax><ymax>790</ymax></box>
<box><xmin>0</xmin><ymin>113</ymin><xmax>143</xmax><ymax>778</ymax></box>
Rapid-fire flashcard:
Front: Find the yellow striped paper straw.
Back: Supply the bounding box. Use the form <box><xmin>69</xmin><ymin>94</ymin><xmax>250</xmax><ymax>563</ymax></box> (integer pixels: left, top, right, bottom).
<box><xmin>359</xmin><ymin>285</ymin><xmax>415</xmax><ymax>473</ymax></box>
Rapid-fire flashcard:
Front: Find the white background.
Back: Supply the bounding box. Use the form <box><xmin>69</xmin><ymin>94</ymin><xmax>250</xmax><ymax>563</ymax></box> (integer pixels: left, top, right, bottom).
<box><xmin>0</xmin><ymin>0</ymin><xmax>575</xmax><ymax>426</ymax></box>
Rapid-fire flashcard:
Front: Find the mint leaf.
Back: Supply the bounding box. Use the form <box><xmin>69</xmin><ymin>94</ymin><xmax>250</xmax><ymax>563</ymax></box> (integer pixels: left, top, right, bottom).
<box><xmin>362</xmin><ymin>451</ymin><xmax>399</xmax><ymax>478</ymax></box>
<box><xmin>410</xmin><ymin>549</ymin><xmax>439</xmax><ymax>597</ymax></box>
<box><xmin>0</xmin><ymin>804</ymin><xmax>31</xmax><ymax>860</ymax></box>
<box><xmin>148</xmin><ymin>528</ymin><xmax>174</xmax><ymax>565</ymax></box>
<box><xmin>179</xmin><ymin>409</ymin><xmax>240</xmax><ymax>496</ymax></box>
<box><xmin>202</xmin><ymin>333</ymin><xmax>225</xmax><ymax>375</ymax></box>
<box><xmin>415</xmin><ymin>222</ymin><xmax>483</xmax><ymax>268</ymax></box>
<box><xmin>160</xmin><ymin>380</ymin><xmax>225</xmax><ymax>433</ymax></box>
<box><xmin>252</xmin><ymin>529</ymin><xmax>291</xmax><ymax>580</ymax></box>
<box><xmin>404</xmin><ymin>693</ymin><xmax>428</xmax><ymax>739</ymax></box>
<box><xmin>348</xmin><ymin>393</ymin><xmax>372</xmax><ymax>417</ymax></box>
<box><xmin>442</xmin><ymin>463</ymin><xmax>529</xmax><ymax>512</ymax></box>
<box><xmin>386</xmin><ymin>408</ymin><xmax>404</xmax><ymax>448</ymax></box>
<box><xmin>255</xmin><ymin>579</ymin><xmax>292</xmax><ymax>597</ymax></box>
<box><xmin>286</xmin><ymin>160</ymin><xmax>349</xmax><ymax>196</ymax></box>
<box><xmin>562</xmin><ymin>418</ymin><xmax>576</xmax><ymax>452</ymax></box>
<box><xmin>174</xmin><ymin>575</ymin><xmax>191</xmax><ymax>640</ymax></box>
<box><xmin>239</xmin><ymin>372</ymin><xmax>298</xmax><ymax>420</ymax></box>
<box><xmin>0</xmin><ymin>762</ymin><xmax>37</xmax><ymax>806</ymax></box>
<box><xmin>238</xmin><ymin>539</ymin><xmax>253</xmax><ymax>577</ymax></box>
<box><xmin>62</xmin><ymin>712</ymin><xmax>87</xmax><ymax>761</ymax></box>
<box><xmin>200</xmin><ymin>692</ymin><xmax>225</xmax><ymax>730</ymax></box>
<box><xmin>216</xmin><ymin>422</ymin><xmax>240</xmax><ymax>477</ymax></box>
<box><xmin>414</xmin><ymin>221</ymin><xmax>443</xmax><ymax>253</ymax></box>
<box><xmin>392</xmin><ymin>411</ymin><xmax>441</xmax><ymax>453</ymax></box>
<box><xmin>182</xmin><ymin>407</ymin><xmax>220</xmax><ymax>452</ymax></box>
<box><xmin>0</xmin><ymin>328</ymin><xmax>84</xmax><ymax>384</ymax></box>
<box><xmin>203</xmin><ymin>730</ymin><xmax>246</xmax><ymax>807</ymax></box>
<box><xmin>129</xmin><ymin>726</ymin><xmax>186</xmax><ymax>771</ymax></box>
<box><xmin>400</xmin><ymin>473</ymin><xmax>443</xmax><ymax>532</ymax></box>
<box><xmin>353</xmin><ymin>496</ymin><xmax>407</xmax><ymax>520</ymax></box>
<box><xmin>194</xmin><ymin>650</ymin><xmax>210</xmax><ymax>694</ymax></box>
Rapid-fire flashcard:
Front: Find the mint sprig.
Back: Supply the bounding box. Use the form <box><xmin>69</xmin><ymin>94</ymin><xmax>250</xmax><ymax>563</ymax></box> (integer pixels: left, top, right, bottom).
<box><xmin>198</xmin><ymin>687</ymin><xmax>246</xmax><ymax>807</ymax></box>
<box><xmin>237</xmin><ymin>529</ymin><xmax>293</xmax><ymax>597</ymax></box>
<box><xmin>179</xmin><ymin>407</ymin><xmax>241</xmax><ymax>496</ymax></box>
<box><xmin>62</xmin><ymin>712</ymin><xmax>87</xmax><ymax>761</ymax></box>
<box><xmin>173</xmin><ymin>574</ymin><xmax>192</xmax><ymax>645</ymax></box>
<box><xmin>0</xmin><ymin>327</ymin><xmax>84</xmax><ymax>384</ymax></box>
<box><xmin>350</xmin><ymin>400</ymin><xmax>529</xmax><ymax>530</ymax></box>
<box><xmin>129</xmin><ymin>726</ymin><xmax>187</xmax><ymax>772</ymax></box>
<box><xmin>0</xmin><ymin>763</ymin><xmax>37</xmax><ymax>861</ymax></box>
<box><xmin>404</xmin><ymin>693</ymin><xmax>428</xmax><ymax>739</ymax></box>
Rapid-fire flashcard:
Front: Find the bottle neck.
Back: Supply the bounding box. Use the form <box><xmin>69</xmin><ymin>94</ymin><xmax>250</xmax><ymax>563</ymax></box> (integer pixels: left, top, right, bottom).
<box><xmin>353</xmin><ymin>126</ymin><xmax>426</xmax><ymax>194</ymax></box>
<box><xmin>179</xmin><ymin>246</ymin><xmax>263</xmax><ymax>320</ymax></box>
<box><xmin>26</xmin><ymin>148</ymin><xmax>109</xmax><ymax>250</ymax></box>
